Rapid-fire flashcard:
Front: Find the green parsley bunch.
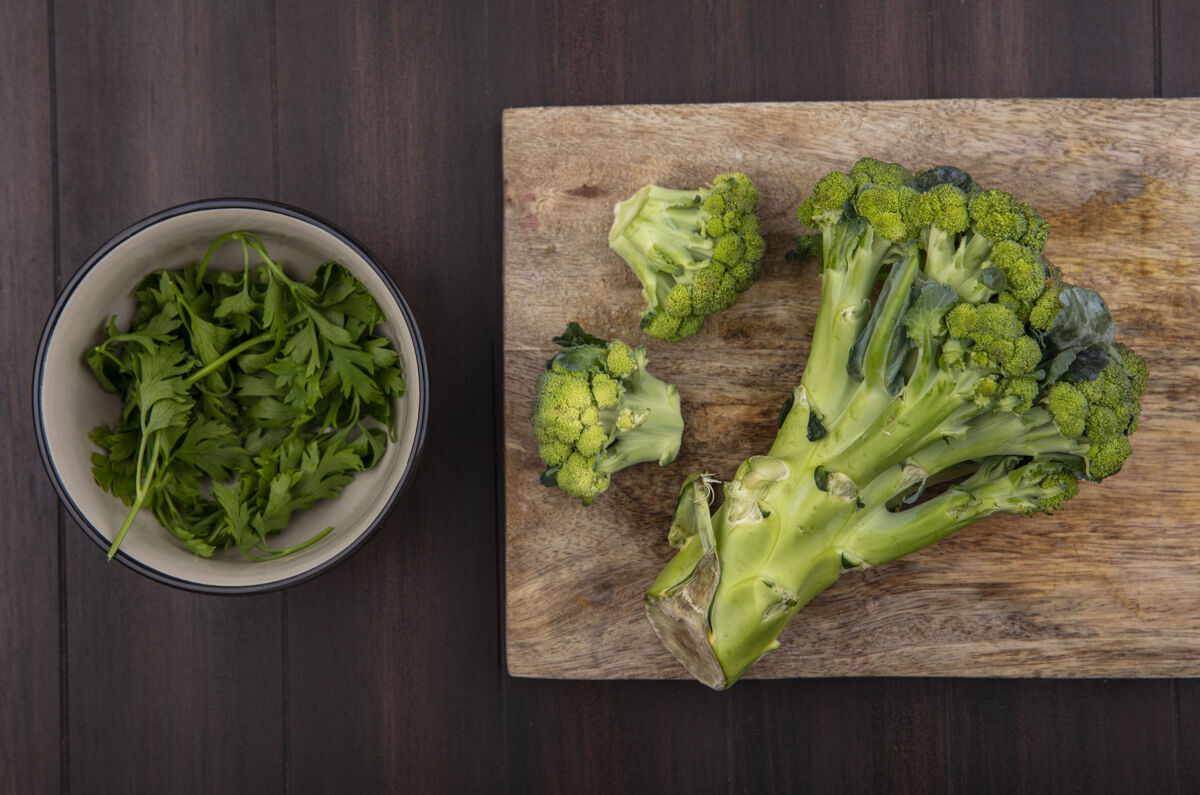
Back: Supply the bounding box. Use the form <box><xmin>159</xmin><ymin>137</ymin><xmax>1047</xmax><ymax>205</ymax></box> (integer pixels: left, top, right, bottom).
<box><xmin>86</xmin><ymin>232</ymin><xmax>406</xmax><ymax>560</ymax></box>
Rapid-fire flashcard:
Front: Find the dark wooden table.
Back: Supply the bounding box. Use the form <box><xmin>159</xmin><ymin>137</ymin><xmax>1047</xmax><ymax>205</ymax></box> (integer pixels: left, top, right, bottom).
<box><xmin>3</xmin><ymin>1</ymin><xmax>1196</xmax><ymax>792</ymax></box>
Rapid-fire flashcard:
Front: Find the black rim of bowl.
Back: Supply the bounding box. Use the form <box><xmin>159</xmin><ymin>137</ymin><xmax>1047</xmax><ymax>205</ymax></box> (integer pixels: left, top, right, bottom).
<box><xmin>31</xmin><ymin>198</ymin><xmax>429</xmax><ymax>595</ymax></box>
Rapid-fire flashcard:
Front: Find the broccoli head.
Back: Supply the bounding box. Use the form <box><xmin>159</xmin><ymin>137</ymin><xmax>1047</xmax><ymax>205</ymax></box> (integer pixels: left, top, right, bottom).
<box><xmin>609</xmin><ymin>173</ymin><xmax>766</xmax><ymax>342</ymax></box>
<box><xmin>531</xmin><ymin>323</ymin><xmax>684</xmax><ymax>504</ymax></box>
<box><xmin>646</xmin><ymin>157</ymin><xmax>1147</xmax><ymax>690</ymax></box>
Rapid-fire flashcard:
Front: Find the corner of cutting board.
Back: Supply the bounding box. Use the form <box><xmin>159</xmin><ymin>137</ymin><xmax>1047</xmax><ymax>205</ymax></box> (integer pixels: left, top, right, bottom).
<box><xmin>503</xmin><ymin>646</ymin><xmax>541</xmax><ymax>680</ymax></box>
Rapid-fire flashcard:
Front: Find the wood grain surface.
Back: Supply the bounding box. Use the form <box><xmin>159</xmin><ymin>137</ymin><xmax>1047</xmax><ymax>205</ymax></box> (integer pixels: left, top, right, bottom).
<box><xmin>52</xmin><ymin>2</ymin><xmax>287</xmax><ymax>792</ymax></box>
<box><xmin>274</xmin><ymin>2</ymin><xmax>504</xmax><ymax>789</ymax></box>
<box><xmin>0</xmin><ymin>2</ymin><xmax>60</xmax><ymax>791</ymax></box>
<box><xmin>504</xmin><ymin>98</ymin><xmax>1200</xmax><ymax>680</ymax></box>
<box><xmin>5</xmin><ymin>0</ymin><xmax>1199</xmax><ymax>791</ymax></box>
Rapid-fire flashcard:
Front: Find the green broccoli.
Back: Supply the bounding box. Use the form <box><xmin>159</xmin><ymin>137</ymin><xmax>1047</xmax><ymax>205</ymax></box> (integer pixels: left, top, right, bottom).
<box><xmin>608</xmin><ymin>173</ymin><xmax>766</xmax><ymax>342</ymax></box>
<box><xmin>644</xmin><ymin>158</ymin><xmax>1147</xmax><ymax>689</ymax></box>
<box><xmin>531</xmin><ymin>323</ymin><xmax>684</xmax><ymax>504</ymax></box>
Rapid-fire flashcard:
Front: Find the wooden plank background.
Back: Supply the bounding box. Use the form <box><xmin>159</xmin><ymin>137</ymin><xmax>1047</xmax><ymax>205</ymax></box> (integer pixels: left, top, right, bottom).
<box><xmin>504</xmin><ymin>99</ymin><xmax>1200</xmax><ymax>680</ymax></box>
<box><xmin>2</xmin><ymin>0</ymin><xmax>1197</xmax><ymax>791</ymax></box>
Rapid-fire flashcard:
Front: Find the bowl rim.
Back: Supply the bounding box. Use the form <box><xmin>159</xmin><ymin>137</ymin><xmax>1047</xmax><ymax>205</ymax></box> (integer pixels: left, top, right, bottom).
<box><xmin>32</xmin><ymin>197</ymin><xmax>429</xmax><ymax>595</ymax></box>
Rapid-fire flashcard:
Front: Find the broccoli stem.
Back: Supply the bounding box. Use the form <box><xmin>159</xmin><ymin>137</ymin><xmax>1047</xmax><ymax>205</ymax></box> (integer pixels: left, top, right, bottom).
<box><xmin>644</xmin><ymin>448</ymin><xmax>1050</xmax><ymax>688</ymax></box>
<box><xmin>841</xmin><ymin>457</ymin><xmax>1057</xmax><ymax>566</ymax></box>
<box><xmin>644</xmin><ymin>353</ymin><xmax>1085</xmax><ymax>689</ymax></box>
<box><xmin>924</xmin><ymin>229</ymin><xmax>993</xmax><ymax>299</ymax></box>
<box><xmin>609</xmin><ymin>185</ymin><xmax>713</xmax><ymax>307</ymax></box>
<box><xmin>596</xmin><ymin>368</ymin><xmax>683</xmax><ymax>473</ymax></box>
<box><xmin>821</xmin><ymin>371</ymin><xmax>981</xmax><ymax>487</ymax></box>
<box><xmin>906</xmin><ymin>408</ymin><xmax>1088</xmax><ymax>482</ymax></box>
<box><xmin>800</xmin><ymin>220</ymin><xmax>895</xmax><ymax>426</ymax></box>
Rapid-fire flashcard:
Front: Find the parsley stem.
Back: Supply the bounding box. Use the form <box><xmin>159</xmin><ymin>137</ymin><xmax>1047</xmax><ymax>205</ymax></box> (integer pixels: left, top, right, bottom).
<box><xmin>109</xmin><ymin>442</ymin><xmax>160</xmax><ymax>560</ymax></box>
<box><xmin>194</xmin><ymin>231</ymin><xmax>247</xmax><ymax>280</ymax></box>
<box><xmin>92</xmin><ymin>345</ymin><xmax>128</xmax><ymax>371</ymax></box>
<box><xmin>184</xmin><ymin>332</ymin><xmax>274</xmax><ymax>386</ymax></box>
<box><xmin>107</xmin><ymin>488</ymin><xmax>149</xmax><ymax>560</ymax></box>
<box><xmin>246</xmin><ymin>526</ymin><xmax>334</xmax><ymax>561</ymax></box>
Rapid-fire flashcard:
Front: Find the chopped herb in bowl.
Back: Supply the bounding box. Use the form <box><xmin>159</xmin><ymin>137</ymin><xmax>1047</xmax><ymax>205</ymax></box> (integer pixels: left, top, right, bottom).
<box><xmin>86</xmin><ymin>232</ymin><xmax>406</xmax><ymax>561</ymax></box>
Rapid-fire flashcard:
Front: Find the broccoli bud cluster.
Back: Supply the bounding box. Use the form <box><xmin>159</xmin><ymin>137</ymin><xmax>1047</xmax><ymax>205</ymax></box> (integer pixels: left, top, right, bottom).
<box><xmin>791</xmin><ymin>157</ymin><xmax>1148</xmax><ymax>508</ymax></box>
<box><xmin>609</xmin><ymin>173</ymin><xmax>766</xmax><ymax>342</ymax></box>
<box><xmin>1045</xmin><ymin>343</ymin><xmax>1149</xmax><ymax>479</ymax></box>
<box><xmin>531</xmin><ymin>323</ymin><xmax>684</xmax><ymax>504</ymax></box>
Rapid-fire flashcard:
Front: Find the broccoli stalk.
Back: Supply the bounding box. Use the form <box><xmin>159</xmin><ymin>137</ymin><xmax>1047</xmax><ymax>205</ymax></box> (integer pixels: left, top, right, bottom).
<box><xmin>609</xmin><ymin>173</ymin><xmax>766</xmax><ymax>342</ymax></box>
<box><xmin>532</xmin><ymin>323</ymin><xmax>684</xmax><ymax>504</ymax></box>
<box><xmin>644</xmin><ymin>159</ymin><xmax>1147</xmax><ymax>689</ymax></box>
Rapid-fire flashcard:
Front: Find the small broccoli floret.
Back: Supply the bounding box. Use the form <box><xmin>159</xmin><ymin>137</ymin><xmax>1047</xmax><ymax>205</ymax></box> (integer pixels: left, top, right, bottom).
<box><xmin>811</xmin><ymin>171</ymin><xmax>856</xmax><ymax>215</ymax></box>
<box><xmin>555</xmin><ymin>452</ymin><xmax>610</xmax><ymax>500</ymax></box>
<box><xmin>575</xmin><ymin>423</ymin><xmax>608</xmax><ymax>457</ymax></box>
<box><xmin>962</xmin><ymin>459</ymin><xmax>1082</xmax><ymax>516</ymax></box>
<box><xmin>610</xmin><ymin>173</ymin><xmax>766</xmax><ymax>342</ymax></box>
<box><xmin>1084</xmin><ymin>434</ymin><xmax>1133</xmax><ymax>479</ymax></box>
<box><xmin>1003</xmin><ymin>374</ymin><xmax>1039</xmax><ymax>412</ymax></box>
<box><xmin>853</xmin><ymin>183</ymin><xmax>920</xmax><ymax>242</ymax></box>
<box><xmin>605</xmin><ymin>339</ymin><xmax>637</xmax><ymax>379</ymax></box>
<box><xmin>912</xmin><ymin>183</ymin><xmax>970</xmax><ymax>233</ymax></box>
<box><xmin>968</xmin><ymin>189</ymin><xmax>1029</xmax><ymax>243</ymax></box>
<box><xmin>537</xmin><ymin>438</ymin><xmax>571</xmax><ymax>467</ymax></box>
<box><xmin>1004</xmin><ymin>335</ymin><xmax>1042</xmax><ymax>376</ymax></box>
<box><xmin>990</xmin><ymin>241</ymin><xmax>1046</xmax><ymax>302</ymax></box>
<box><xmin>1035</xmin><ymin>467</ymin><xmax>1080</xmax><ymax>513</ymax></box>
<box><xmin>1065</xmin><ymin>351</ymin><xmax>1147</xmax><ymax>478</ymax></box>
<box><xmin>1019</xmin><ymin>202</ymin><xmax>1050</xmax><ymax>251</ymax></box>
<box><xmin>962</xmin><ymin>302</ymin><xmax>1026</xmax><ymax>338</ymax></box>
<box><xmin>945</xmin><ymin>302</ymin><xmax>1040</xmax><ymax>375</ymax></box>
<box><xmin>1085</xmin><ymin>405</ymin><xmax>1121</xmax><ymax>439</ymax></box>
<box><xmin>1037</xmin><ymin>345</ymin><xmax>1146</xmax><ymax>480</ymax></box>
<box><xmin>531</xmin><ymin>323</ymin><xmax>684</xmax><ymax>504</ymax></box>
<box><xmin>691</xmin><ymin>264</ymin><xmax>739</xmax><ymax>315</ymax></box>
<box><xmin>1029</xmin><ymin>282</ymin><xmax>1064</xmax><ymax>331</ymax></box>
<box><xmin>591</xmin><ymin>372</ymin><xmax>620</xmax><ymax>408</ymax></box>
<box><xmin>1045</xmin><ymin>382</ymin><xmax>1088</xmax><ymax>437</ymax></box>
<box><xmin>997</xmin><ymin>291</ymin><xmax>1032</xmax><ymax>324</ymax></box>
<box><xmin>1115</xmin><ymin>342</ymin><xmax>1149</xmax><ymax>397</ymax></box>
<box><xmin>849</xmin><ymin>157</ymin><xmax>912</xmax><ymax>188</ymax></box>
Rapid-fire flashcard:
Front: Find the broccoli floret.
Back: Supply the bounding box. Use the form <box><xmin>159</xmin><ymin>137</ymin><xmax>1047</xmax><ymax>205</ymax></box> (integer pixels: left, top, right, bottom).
<box><xmin>1083</xmin><ymin>434</ymin><xmax>1133</xmax><ymax>479</ymax></box>
<box><xmin>1045</xmin><ymin>382</ymin><xmax>1088</xmax><ymax>437</ymax></box>
<box><xmin>913</xmin><ymin>183</ymin><xmax>970</xmax><ymax>234</ymax></box>
<box><xmin>968</xmin><ymin>189</ymin><xmax>1029</xmax><ymax>243</ymax></box>
<box><xmin>945</xmin><ymin>302</ymin><xmax>1040</xmax><ymax>376</ymax></box>
<box><xmin>609</xmin><ymin>173</ymin><xmax>766</xmax><ymax>342</ymax></box>
<box><xmin>1019</xmin><ymin>202</ymin><xmax>1050</xmax><ymax>251</ymax></box>
<box><xmin>646</xmin><ymin>158</ymin><xmax>1145</xmax><ymax>690</ymax></box>
<box><xmin>1029</xmin><ymin>281</ymin><xmax>1064</xmax><ymax>331</ymax></box>
<box><xmin>854</xmin><ymin>183</ymin><xmax>921</xmax><ymax>242</ymax></box>
<box><xmin>1003</xmin><ymin>374</ymin><xmax>1039</xmax><ymax>413</ymax></box>
<box><xmin>849</xmin><ymin>157</ymin><xmax>912</xmax><ymax>188</ymax></box>
<box><xmin>997</xmin><ymin>290</ymin><xmax>1032</xmax><ymax>324</ymax></box>
<box><xmin>1064</xmin><ymin>352</ymin><xmax>1147</xmax><ymax>478</ymax></box>
<box><xmin>812</xmin><ymin>170</ymin><xmax>857</xmax><ymax>209</ymax></box>
<box><xmin>1115</xmin><ymin>342</ymin><xmax>1149</xmax><ymax>397</ymax></box>
<box><xmin>532</xmin><ymin>323</ymin><xmax>684</xmax><ymax>504</ymax></box>
<box><xmin>990</xmin><ymin>241</ymin><xmax>1046</xmax><ymax>302</ymax></box>
<box><xmin>1017</xmin><ymin>463</ymin><xmax>1080</xmax><ymax>514</ymax></box>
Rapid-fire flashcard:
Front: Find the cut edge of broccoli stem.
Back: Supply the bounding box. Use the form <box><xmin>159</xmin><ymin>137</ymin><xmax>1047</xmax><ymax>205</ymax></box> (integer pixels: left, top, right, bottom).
<box><xmin>644</xmin><ymin>547</ymin><xmax>727</xmax><ymax>690</ymax></box>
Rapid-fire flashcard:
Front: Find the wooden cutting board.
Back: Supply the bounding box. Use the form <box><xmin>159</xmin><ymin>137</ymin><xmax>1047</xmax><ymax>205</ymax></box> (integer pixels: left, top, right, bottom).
<box><xmin>502</xmin><ymin>99</ymin><xmax>1200</xmax><ymax>680</ymax></box>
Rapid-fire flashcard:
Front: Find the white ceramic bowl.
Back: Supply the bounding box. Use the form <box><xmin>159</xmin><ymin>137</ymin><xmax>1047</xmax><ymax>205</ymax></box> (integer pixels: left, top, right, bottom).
<box><xmin>34</xmin><ymin>199</ymin><xmax>428</xmax><ymax>593</ymax></box>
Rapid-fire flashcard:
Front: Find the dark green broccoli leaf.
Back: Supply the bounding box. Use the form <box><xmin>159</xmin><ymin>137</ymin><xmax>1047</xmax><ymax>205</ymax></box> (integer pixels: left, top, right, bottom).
<box><xmin>1040</xmin><ymin>286</ymin><xmax>1117</xmax><ymax>382</ymax></box>
<box><xmin>908</xmin><ymin>165</ymin><xmax>977</xmax><ymax>194</ymax></box>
